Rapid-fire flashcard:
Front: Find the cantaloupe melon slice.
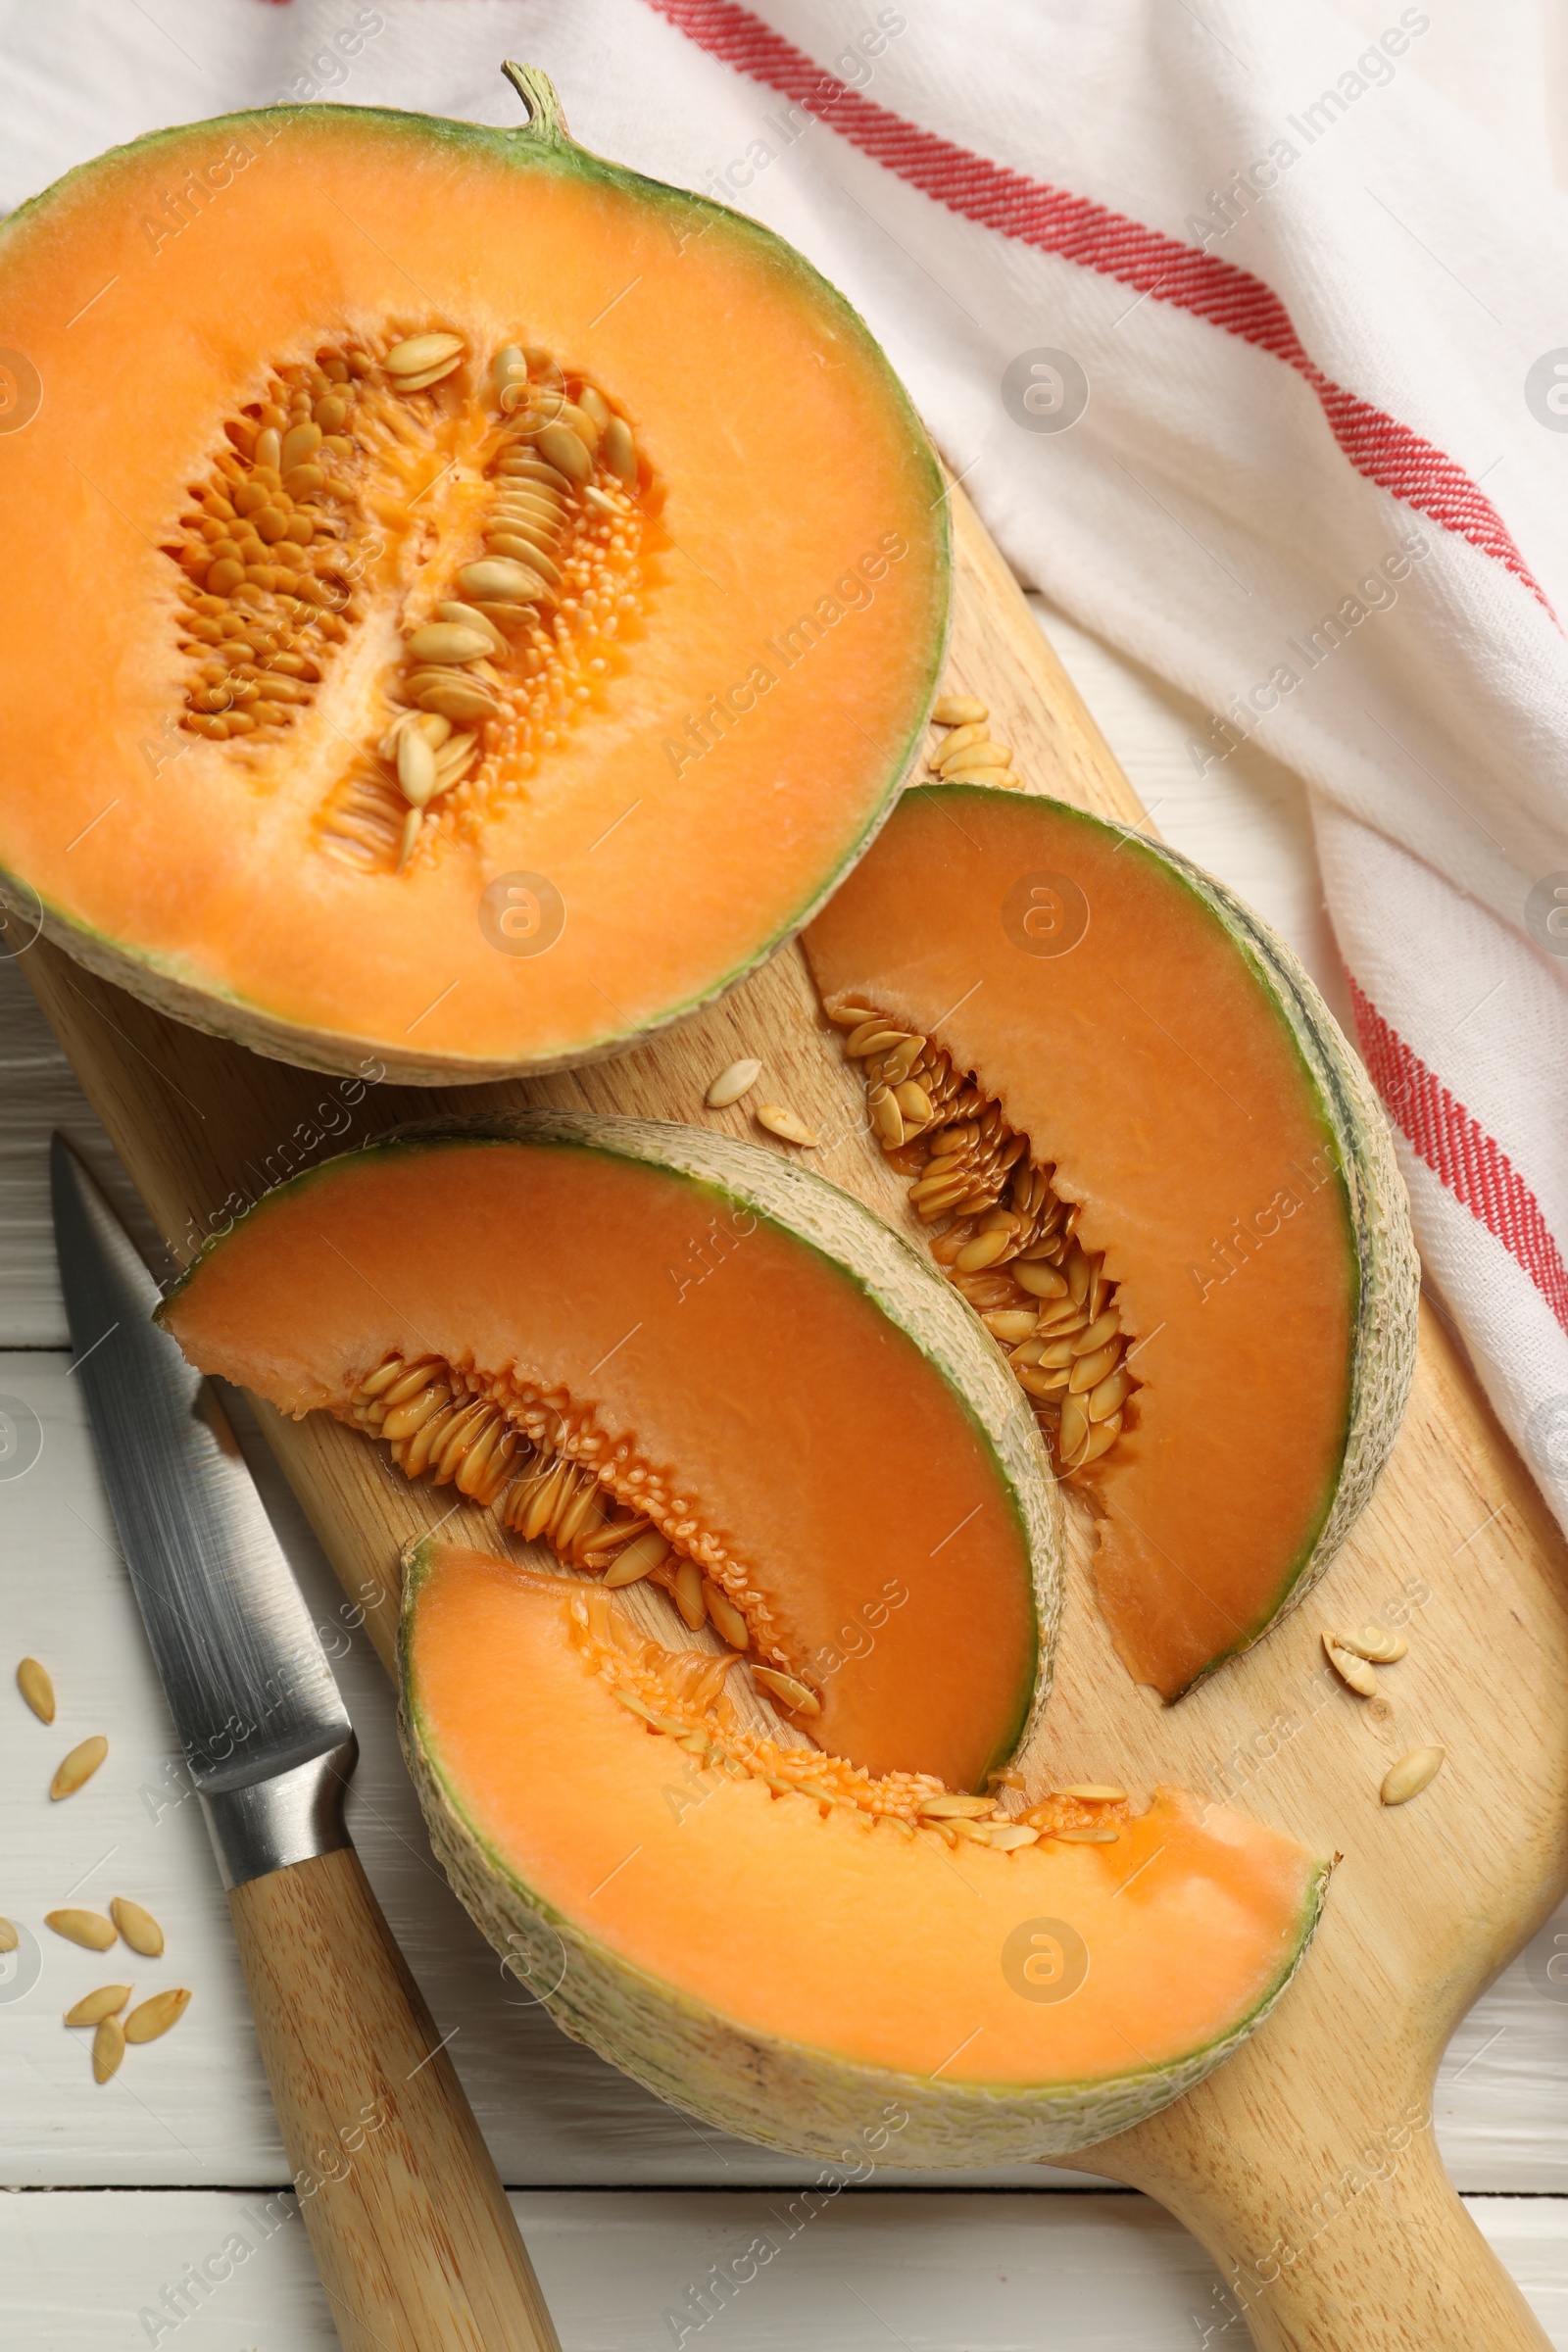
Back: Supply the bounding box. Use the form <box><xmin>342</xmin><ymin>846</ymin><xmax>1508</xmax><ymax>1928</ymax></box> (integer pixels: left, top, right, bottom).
<box><xmin>401</xmin><ymin>1540</ymin><xmax>1328</xmax><ymax>2167</ymax></box>
<box><xmin>0</xmin><ymin>67</ymin><xmax>947</xmax><ymax>1080</ymax></box>
<box><xmin>805</xmin><ymin>784</ymin><xmax>1419</xmax><ymax>1700</ymax></box>
<box><xmin>160</xmin><ymin>1110</ymin><xmax>1328</xmax><ymax>2163</ymax></box>
<box><xmin>157</xmin><ymin>1113</ymin><xmax>1057</xmax><ymax>1787</ymax></box>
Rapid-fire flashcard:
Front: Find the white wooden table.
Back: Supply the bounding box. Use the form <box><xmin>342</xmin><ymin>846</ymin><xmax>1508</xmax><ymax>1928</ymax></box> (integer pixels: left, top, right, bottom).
<box><xmin>2</xmin><ymin>596</ymin><xmax>1565</xmax><ymax>2344</ymax></box>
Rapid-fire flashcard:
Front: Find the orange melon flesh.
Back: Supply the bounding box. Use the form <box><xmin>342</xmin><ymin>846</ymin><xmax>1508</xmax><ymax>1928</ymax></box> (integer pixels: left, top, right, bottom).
<box><xmin>806</xmin><ymin>787</ymin><xmax>1359</xmax><ymax>1698</ymax></box>
<box><xmin>0</xmin><ymin>99</ymin><xmax>946</xmax><ymax>1077</ymax></box>
<box><xmin>408</xmin><ymin>1544</ymin><xmax>1323</xmax><ymax>2100</ymax></box>
<box><xmin>159</xmin><ymin>1131</ymin><xmax>1038</xmax><ymax>1787</ymax></box>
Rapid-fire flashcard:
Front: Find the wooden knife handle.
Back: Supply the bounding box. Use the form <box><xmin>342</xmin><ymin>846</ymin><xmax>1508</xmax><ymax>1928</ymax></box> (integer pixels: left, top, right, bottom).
<box><xmin>228</xmin><ymin>1845</ymin><xmax>561</xmax><ymax>2352</ymax></box>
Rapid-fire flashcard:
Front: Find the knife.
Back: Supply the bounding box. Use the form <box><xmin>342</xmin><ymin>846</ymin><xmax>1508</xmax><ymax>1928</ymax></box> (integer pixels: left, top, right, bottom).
<box><xmin>50</xmin><ymin>1135</ymin><xmax>561</xmax><ymax>2352</ymax></box>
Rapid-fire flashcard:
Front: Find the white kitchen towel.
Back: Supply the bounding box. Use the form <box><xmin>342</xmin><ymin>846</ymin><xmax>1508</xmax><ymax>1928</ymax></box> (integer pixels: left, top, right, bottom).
<box><xmin>5</xmin><ymin>0</ymin><xmax>1566</xmax><ymax>1531</ymax></box>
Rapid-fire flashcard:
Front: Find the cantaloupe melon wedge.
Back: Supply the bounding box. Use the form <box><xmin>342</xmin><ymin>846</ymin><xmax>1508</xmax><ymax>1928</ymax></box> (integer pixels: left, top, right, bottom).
<box><xmin>158</xmin><ymin>1113</ymin><xmax>1057</xmax><ymax>1787</ymax></box>
<box><xmin>805</xmin><ymin>784</ymin><xmax>1419</xmax><ymax>1699</ymax></box>
<box><xmin>159</xmin><ymin>1112</ymin><xmax>1328</xmax><ymax>2163</ymax></box>
<box><xmin>401</xmin><ymin>1540</ymin><xmax>1328</xmax><ymax>2166</ymax></box>
<box><xmin>0</xmin><ymin>67</ymin><xmax>947</xmax><ymax>1080</ymax></box>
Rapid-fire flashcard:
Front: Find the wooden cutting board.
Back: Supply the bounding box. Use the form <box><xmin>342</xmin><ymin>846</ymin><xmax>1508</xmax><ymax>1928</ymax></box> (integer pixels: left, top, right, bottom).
<box><xmin>24</xmin><ymin>480</ymin><xmax>1568</xmax><ymax>2352</ymax></box>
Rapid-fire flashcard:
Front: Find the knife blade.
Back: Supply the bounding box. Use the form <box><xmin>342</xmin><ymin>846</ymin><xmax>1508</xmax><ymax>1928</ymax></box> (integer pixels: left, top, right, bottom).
<box><xmin>50</xmin><ymin>1136</ymin><xmax>560</xmax><ymax>2352</ymax></box>
<box><xmin>50</xmin><ymin>1133</ymin><xmax>357</xmax><ymax>1881</ymax></box>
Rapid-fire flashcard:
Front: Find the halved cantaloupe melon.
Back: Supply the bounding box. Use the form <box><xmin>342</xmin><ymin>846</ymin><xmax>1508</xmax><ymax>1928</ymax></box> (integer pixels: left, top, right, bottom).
<box><xmin>805</xmin><ymin>784</ymin><xmax>1419</xmax><ymax>1700</ymax></box>
<box><xmin>402</xmin><ymin>1540</ymin><xmax>1328</xmax><ymax>2166</ymax></box>
<box><xmin>0</xmin><ymin>67</ymin><xmax>947</xmax><ymax>1080</ymax></box>
<box><xmin>159</xmin><ymin>1112</ymin><xmax>1327</xmax><ymax>2162</ymax></box>
<box><xmin>157</xmin><ymin>1113</ymin><xmax>1057</xmax><ymax>1786</ymax></box>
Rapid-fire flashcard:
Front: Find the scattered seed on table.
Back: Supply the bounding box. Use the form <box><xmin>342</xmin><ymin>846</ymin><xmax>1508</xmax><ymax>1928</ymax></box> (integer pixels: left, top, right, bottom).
<box><xmin>1382</xmin><ymin>1746</ymin><xmax>1446</xmax><ymax>1806</ymax></box>
<box><xmin>124</xmin><ymin>1987</ymin><xmax>192</xmax><ymax>2044</ymax></box>
<box><xmin>65</xmin><ymin>1984</ymin><xmax>131</xmax><ymax>2028</ymax></box>
<box><xmin>50</xmin><ymin>1735</ymin><xmax>108</xmax><ymax>1800</ymax></box>
<box><xmin>92</xmin><ymin>2015</ymin><xmax>126</xmax><ymax>2083</ymax></box>
<box><xmin>45</xmin><ymin>1908</ymin><xmax>117</xmax><ymax>1952</ymax></box>
<box><xmin>16</xmin><ymin>1657</ymin><xmax>55</xmax><ymax>1723</ymax></box>
<box><xmin>705</xmin><ymin>1057</ymin><xmax>762</xmax><ymax>1108</ymax></box>
<box><xmin>110</xmin><ymin>1897</ymin><xmax>165</xmax><ymax>1958</ymax></box>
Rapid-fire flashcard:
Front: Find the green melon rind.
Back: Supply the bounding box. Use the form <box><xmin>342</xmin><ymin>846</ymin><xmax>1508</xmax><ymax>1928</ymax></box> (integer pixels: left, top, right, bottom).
<box><xmin>401</xmin><ymin>1534</ymin><xmax>1328</xmax><ymax>2167</ymax></box>
<box><xmin>0</xmin><ymin>82</ymin><xmax>950</xmax><ymax>1086</ymax></box>
<box><xmin>895</xmin><ymin>787</ymin><xmax>1419</xmax><ymax>1696</ymax></box>
<box><xmin>372</xmin><ymin>1107</ymin><xmax>1059</xmax><ymax>1765</ymax></box>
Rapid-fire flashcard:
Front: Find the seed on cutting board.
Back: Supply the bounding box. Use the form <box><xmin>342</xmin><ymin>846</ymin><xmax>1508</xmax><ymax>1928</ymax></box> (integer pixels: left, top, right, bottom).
<box><xmin>65</xmin><ymin>1984</ymin><xmax>131</xmax><ymax>2027</ymax></box>
<box><xmin>16</xmin><ymin>1656</ymin><xmax>55</xmax><ymax>1722</ymax></box>
<box><xmin>92</xmin><ymin>2015</ymin><xmax>125</xmax><ymax>2083</ymax></box>
<box><xmin>1058</xmin><ymin>1785</ymin><xmax>1127</xmax><ymax>1803</ymax></box>
<box><xmin>1381</xmin><ymin>1746</ymin><xmax>1445</xmax><ymax>1806</ymax></box>
<box><xmin>110</xmin><ymin>1897</ymin><xmax>165</xmax><ymax>1958</ymax></box>
<box><xmin>1323</xmin><ymin>1634</ymin><xmax>1378</xmax><ymax>1698</ymax></box>
<box><xmin>705</xmin><ymin>1058</ymin><xmax>762</xmax><ymax>1108</ymax></box>
<box><xmin>755</xmin><ymin>1104</ymin><xmax>818</xmax><ymax>1147</ymax></box>
<box><xmin>123</xmin><ymin>1986</ymin><xmax>192</xmax><ymax>2043</ymax></box>
<box><xmin>0</xmin><ymin>1917</ymin><xmax>18</xmax><ymax>1953</ymax></box>
<box><xmin>932</xmin><ymin>694</ymin><xmax>987</xmax><ymax>727</ymax></box>
<box><xmin>45</xmin><ymin>1908</ymin><xmax>117</xmax><ymax>1951</ymax></box>
<box><xmin>50</xmin><ymin>1735</ymin><xmax>108</xmax><ymax>1800</ymax></box>
<box><xmin>1337</xmin><ymin>1625</ymin><xmax>1408</xmax><ymax>1664</ymax></box>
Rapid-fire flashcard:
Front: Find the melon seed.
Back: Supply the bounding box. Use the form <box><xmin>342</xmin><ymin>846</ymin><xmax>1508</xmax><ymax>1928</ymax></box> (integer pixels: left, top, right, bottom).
<box><xmin>1058</xmin><ymin>1785</ymin><xmax>1127</xmax><ymax>1802</ymax></box>
<box><xmin>109</xmin><ymin>1897</ymin><xmax>165</xmax><ymax>1958</ymax></box>
<box><xmin>753</xmin><ymin>1667</ymin><xmax>821</xmax><ymax>1717</ymax></box>
<box><xmin>16</xmin><ymin>1656</ymin><xmax>54</xmax><ymax>1723</ymax></box>
<box><xmin>92</xmin><ymin>2015</ymin><xmax>126</xmax><ymax>2083</ymax></box>
<box><xmin>65</xmin><ymin>1984</ymin><xmax>131</xmax><ymax>2027</ymax></box>
<box><xmin>397</xmin><ymin>729</ymin><xmax>438</xmax><ymax>808</ymax></box>
<box><xmin>1323</xmin><ymin>1635</ymin><xmax>1378</xmax><ymax>1698</ymax></box>
<box><xmin>123</xmin><ymin>1987</ymin><xmax>193</xmax><ymax>2044</ymax></box>
<box><xmin>673</xmin><ymin>1559</ymin><xmax>707</xmax><ymax>1633</ymax></box>
<box><xmin>384</xmin><ymin>332</ymin><xmax>466</xmax><ymax>381</ymax></box>
<box><xmin>1338</xmin><ymin>1625</ymin><xmax>1407</xmax><ymax>1664</ymax></box>
<box><xmin>534</xmin><ymin>421</ymin><xmax>593</xmax><ymax>482</ymax></box>
<box><xmin>458</xmin><ymin>559</ymin><xmax>545</xmax><ymax>605</ymax></box>
<box><xmin>987</xmin><ymin>1824</ymin><xmax>1042</xmax><ymax>1851</ymax></box>
<box><xmin>918</xmin><ymin>1792</ymin><xmax>996</xmax><ymax>1820</ymax></box>
<box><xmin>1052</xmin><ymin>1826</ymin><xmax>1119</xmax><ymax>1844</ymax></box>
<box><xmin>1381</xmin><ymin>1746</ymin><xmax>1445</xmax><ymax>1806</ymax></box>
<box><xmin>932</xmin><ymin>695</ymin><xmax>988</xmax><ymax>727</ymax></box>
<box><xmin>407</xmin><ymin>622</ymin><xmax>492</xmax><ymax>667</ymax></box>
<box><xmin>604</xmin><ymin>416</ymin><xmax>637</xmax><ymax>486</ymax></box>
<box><xmin>46</xmin><ymin>1908</ymin><xmax>117</xmax><ymax>1952</ymax></box>
<box><xmin>703</xmin><ymin>1581</ymin><xmax>751</xmax><ymax>1651</ymax></box>
<box><xmin>706</xmin><ymin>1058</ymin><xmax>762</xmax><ymax>1108</ymax></box>
<box><xmin>603</xmin><ymin>1528</ymin><xmax>672</xmax><ymax>1587</ymax></box>
<box><xmin>929</xmin><ymin>720</ymin><xmax>988</xmax><ymax>766</ymax></box>
<box><xmin>50</xmin><ymin>1735</ymin><xmax>108</xmax><ymax>1800</ymax></box>
<box><xmin>755</xmin><ymin>1105</ymin><xmax>819</xmax><ymax>1148</ymax></box>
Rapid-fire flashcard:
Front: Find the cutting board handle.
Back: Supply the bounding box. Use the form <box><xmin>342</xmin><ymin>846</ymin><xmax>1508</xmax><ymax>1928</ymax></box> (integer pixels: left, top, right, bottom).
<box><xmin>229</xmin><ymin>1846</ymin><xmax>560</xmax><ymax>2352</ymax></box>
<box><xmin>1116</xmin><ymin>2111</ymin><xmax>1549</xmax><ymax>2351</ymax></box>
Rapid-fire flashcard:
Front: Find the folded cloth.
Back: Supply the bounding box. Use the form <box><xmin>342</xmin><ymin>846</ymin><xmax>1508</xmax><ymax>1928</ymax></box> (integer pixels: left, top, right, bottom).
<box><xmin>5</xmin><ymin>0</ymin><xmax>1565</xmax><ymax>1530</ymax></box>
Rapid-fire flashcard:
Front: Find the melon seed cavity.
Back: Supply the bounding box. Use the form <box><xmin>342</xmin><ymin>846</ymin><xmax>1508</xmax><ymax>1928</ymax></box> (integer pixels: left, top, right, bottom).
<box><xmin>569</xmin><ymin>1579</ymin><xmax>1128</xmax><ymax>1849</ymax></box>
<box><xmin>165</xmin><ymin>328</ymin><xmax>661</xmax><ymax>874</ymax></box>
<box><xmin>824</xmin><ymin>1000</ymin><xmax>1137</xmax><ymax>1475</ymax></box>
